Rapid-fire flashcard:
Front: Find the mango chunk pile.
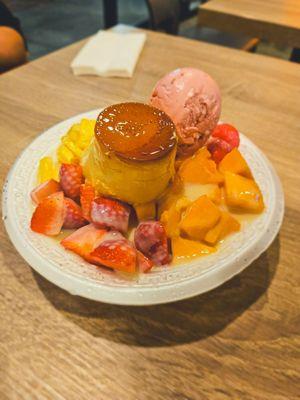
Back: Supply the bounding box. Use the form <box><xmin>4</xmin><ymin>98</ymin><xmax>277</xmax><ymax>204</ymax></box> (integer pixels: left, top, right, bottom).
<box><xmin>159</xmin><ymin>147</ymin><xmax>264</xmax><ymax>263</ymax></box>
<box><xmin>57</xmin><ymin>119</ymin><xmax>95</xmax><ymax>164</ymax></box>
<box><xmin>37</xmin><ymin>119</ymin><xmax>96</xmax><ymax>184</ymax></box>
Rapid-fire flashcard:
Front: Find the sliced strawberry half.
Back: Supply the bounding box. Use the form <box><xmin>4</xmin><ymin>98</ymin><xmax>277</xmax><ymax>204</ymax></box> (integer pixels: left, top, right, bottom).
<box><xmin>207</xmin><ymin>138</ymin><xmax>232</xmax><ymax>164</ymax></box>
<box><xmin>30</xmin><ymin>179</ymin><xmax>61</xmax><ymax>204</ymax></box>
<box><xmin>89</xmin><ymin>238</ymin><xmax>136</xmax><ymax>273</ymax></box>
<box><xmin>90</xmin><ymin>197</ymin><xmax>130</xmax><ymax>233</ymax></box>
<box><xmin>137</xmin><ymin>251</ymin><xmax>154</xmax><ymax>273</ymax></box>
<box><xmin>208</xmin><ymin>123</ymin><xmax>240</xmax><ymax>163</ymax></box>
<box><xmin>63</xmin><ymin>198</ymin><xmax>87</xmax><ymax>229</ymax></box>
<box><xmin>61</xmin><ymin>223</ymin><xmax>107</xmax><ymax>259</ymax></box>
<box><xmin>80</xmin><ymin>183</ymin><xmax>95</xmax><ymax>221</ymax></box>
<box><xmin>59</xmin><ymin>163</ymin><xmax>83</xmax><ymax>199</ymax></box>
<box><xmin>212</xmin><ymin>123</ymin><xmax>240</xmax><ymax>148</ymax></box>
<box><xmin>31</xmin><ymin>191</ymin><xmax>64</xmax><ymax>236</ymax></box>
<box><xmin>134</xmin><ymin>221</ymin><xmax>171</xmax><ymax>266</ymax></box>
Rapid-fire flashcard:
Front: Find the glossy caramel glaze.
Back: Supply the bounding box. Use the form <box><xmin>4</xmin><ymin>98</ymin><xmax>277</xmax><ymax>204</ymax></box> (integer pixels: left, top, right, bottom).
<box><xmin>95</xmin><ymin>102</ymin><xmax>177</xmax><ymax>161</ymax></box>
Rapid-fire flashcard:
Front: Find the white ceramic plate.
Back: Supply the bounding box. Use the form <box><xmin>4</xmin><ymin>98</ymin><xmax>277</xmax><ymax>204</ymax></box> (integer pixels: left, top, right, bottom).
<box><xmin>2</xmin><ymin>109</ymin><xmax>284</xmax><ymax>305</ymax></box>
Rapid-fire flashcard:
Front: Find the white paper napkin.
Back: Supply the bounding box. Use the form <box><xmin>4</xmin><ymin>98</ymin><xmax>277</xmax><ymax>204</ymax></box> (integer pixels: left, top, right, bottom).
<box><xmin>71</xmin><ymin>28</ymin><xmax>146</xmax><ymax>78</ymax></box>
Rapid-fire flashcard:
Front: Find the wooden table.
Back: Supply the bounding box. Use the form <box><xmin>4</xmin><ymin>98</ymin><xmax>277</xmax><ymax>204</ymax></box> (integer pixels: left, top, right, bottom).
<box><xmin>198</xmin><ymin>0</ymin><xmax>300</xmax><ymax>48</ymax></box>
<box><xmin>1</xmin><ymin>30</ymin><xmax>300</xmax><ymax>399</ymax></box>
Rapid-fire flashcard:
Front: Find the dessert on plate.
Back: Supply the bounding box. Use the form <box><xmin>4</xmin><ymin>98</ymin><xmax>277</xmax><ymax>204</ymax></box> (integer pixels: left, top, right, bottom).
<box><xmin>29</xmin><ymin>67</ymin><xmax>264</xmax><ymax>275</ymax></box>
<box><xmin>83</xmin><ymin>102</ymin><xmax>177</xmax><ymax>204</ymax></box>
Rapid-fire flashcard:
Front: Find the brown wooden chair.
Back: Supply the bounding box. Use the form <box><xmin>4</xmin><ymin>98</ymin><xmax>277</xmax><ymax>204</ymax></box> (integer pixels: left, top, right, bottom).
<box><xmin>145</xmin><ymin>0</ymin><xmax>258</xmax><ymax>51</ymax></box>
<box><xmin>145</xmin><ymin>0</ymin><xmax>181</xmax><ymax>34</ymax></box>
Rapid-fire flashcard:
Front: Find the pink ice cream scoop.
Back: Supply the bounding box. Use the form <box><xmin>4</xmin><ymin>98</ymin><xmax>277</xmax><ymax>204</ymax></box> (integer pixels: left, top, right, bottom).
<box><xmin>150</xmin><ymin>67</ymin><xmax>221</xmax><ymax>157</ymax></box>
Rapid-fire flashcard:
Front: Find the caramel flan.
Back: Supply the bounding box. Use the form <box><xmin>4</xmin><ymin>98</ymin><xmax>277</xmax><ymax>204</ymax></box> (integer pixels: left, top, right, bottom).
<box><xmin>82</xmin><ymin>102</ymin><xmax>177</xmax><ymax>204</ymax></box>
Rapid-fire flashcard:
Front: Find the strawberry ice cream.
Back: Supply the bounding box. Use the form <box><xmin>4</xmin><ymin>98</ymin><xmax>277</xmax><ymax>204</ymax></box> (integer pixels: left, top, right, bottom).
<box><xmin>150</xmin><ymin>67</ymin><xmax>221</xmax><ymax>157</ymax></box>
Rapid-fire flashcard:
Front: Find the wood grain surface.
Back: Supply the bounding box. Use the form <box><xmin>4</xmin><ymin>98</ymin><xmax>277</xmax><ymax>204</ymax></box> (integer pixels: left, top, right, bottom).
<box><xmin>0</xmin><ymin>30</ymin><xmax>300</xmax><ymax>400</ymax></box>
<box><xmin>198</xmin><ymin>0</ymin><xmax>300</xmax><ymax>47</ymax></box>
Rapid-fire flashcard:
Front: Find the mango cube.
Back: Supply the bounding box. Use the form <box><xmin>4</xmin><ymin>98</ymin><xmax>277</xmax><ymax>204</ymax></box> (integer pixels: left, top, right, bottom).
<box><xmin>204</xmin><ymin>212</ymin><xmax>240</xmax><ymax>245</ymax></box>
<box><xmin>224</xmin><ymin>172</ymin><xmax>264</xmax><ymax>213</ymax></box>
<box><xmin>134</xmin><ymin>201</ymin><xmax>156</xmax><ymax>221</ymax></box>
<box><xmin>161</xmin><ymin>197</ymin><xmax>191</xmax><ymax>237</ymax></box>
<box><xmin>179</xmin><ymin>147</ymin><xmax>224</xmax><ymax>184</ymax></box>
<box><xmin>219</xmin><ymin>148</ymin><xmax>252</xmax><ymax>178</ymax></box>
<box><xmin>172</xmin><ymin>236</ymin><xmax>215</xmax><ymax>263</ymax></box>
<box><xmin>57</xmin><ymin>144</ymin><xmax>78</xmax><ymax>164</ymax></box>
<box><xmin>38</xmin><ymin>156</ymin><xmax>58</xmax><ymax>183</ymax></box>
<box><xmin>157</xmin><ymin>176</ymin><xmax>184</xmax><ymax>217</ymax></box>
<box><xmin>180</xmin><ymin>195</ymin><xmax>221</xmax><ymax>241</ymax></box>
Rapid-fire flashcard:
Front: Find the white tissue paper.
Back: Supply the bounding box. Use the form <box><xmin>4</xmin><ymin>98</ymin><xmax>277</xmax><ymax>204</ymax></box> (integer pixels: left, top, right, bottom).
<box><xmin>71</xmin><ymin>28</ymin><xmax>146</xmax><ymax>78</ymax></box>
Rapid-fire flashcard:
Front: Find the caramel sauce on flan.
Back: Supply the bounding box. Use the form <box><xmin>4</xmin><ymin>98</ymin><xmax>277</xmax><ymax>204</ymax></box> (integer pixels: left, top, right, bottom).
<box><xmin>95</xmin><ymin>102</ymin><xmax>177</xmax><ymax>161</ymax></box>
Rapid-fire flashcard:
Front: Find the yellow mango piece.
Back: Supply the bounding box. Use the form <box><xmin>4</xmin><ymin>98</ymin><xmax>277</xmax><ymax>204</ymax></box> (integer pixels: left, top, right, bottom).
<box><xmin>172</xmin><ymin>236</ymin><xmax>215</xmax><ymax>263</ymax></box>
<box><xmin>56</xmin><ymin>119</ymin><xmax>96</xmax><ymax>165</ymax></box>
<box><xmin>57</xmin><ymin>144</ymin><xmax>78</xmax><ymax>164</ymax></box>
<box><xmin>161</xmin><ymin>197</ymin><xmax>191</xmax><ymax>237</ymax></box>
<box><xmin>38</xmin><ymin>156</ymin><xmax>58</xmax><ymax>183</ymax></box>
<box><xmin>157</xmin><ymin>175</ymin><xmax>184</xmax><ymax>217</ymax></box>
<box><xmin>219</xmin><ymin>148</ymin><xmax>252</xmax><ymax>178</ymax></box>
<box><xmin>65</xmin><ymin>124</ymin><xmax>81</xmax><ymax>142</ymax></box>
<box><xmin>179</xmin><ymin>147</ymin><xmax>224</xmax><ymax>184</ymax></box>
<box><xmin>134</xmin><ymin>201</ymin><xmax>156</xmax><ymax>221</ymax></box>
<box><xmin>204</xmin><ymin>212</ymin><xmax>240</xmax><ymax>245</ymax></box>
<box><xmin>208</xmin><ymin>185</ymin><xmax>222</xmax><ymax>205</ymax></box>
<box><xmin>61</xmin><ymin>136</ymin><xmax>84</xmax><ymax>159</ymax></box>
<box><xmin>77</xmin><ymin>119</ymin><xmax>95</xmax><ymax>149</ymax></box>
<box><xmin>219</xmin><ymin>186</ymin><xmax>226</xmax><ymax>206</ymax></box>
<box><xmin>224</xmin><ymin>172</ymin><xmax>264</xmax><ymax>213</ymax></box>
<box><xmin>180</xmin><ymin>195</ymin><xmax>222</xmax><ymax>241</ymax></box>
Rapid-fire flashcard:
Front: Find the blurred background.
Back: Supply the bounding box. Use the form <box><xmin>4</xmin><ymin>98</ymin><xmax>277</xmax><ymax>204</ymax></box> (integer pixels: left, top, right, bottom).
<box><xmin>3</xmin><ymin>0</ymin><xmax>295</xmax><ymax>62</ymax></box>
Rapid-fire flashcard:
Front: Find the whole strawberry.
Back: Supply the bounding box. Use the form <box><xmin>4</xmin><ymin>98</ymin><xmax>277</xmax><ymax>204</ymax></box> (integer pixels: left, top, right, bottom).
<box><xmin>59</xmin><ymin>163</ymin><xmax>83</xmax><ymax>199</ymax></box>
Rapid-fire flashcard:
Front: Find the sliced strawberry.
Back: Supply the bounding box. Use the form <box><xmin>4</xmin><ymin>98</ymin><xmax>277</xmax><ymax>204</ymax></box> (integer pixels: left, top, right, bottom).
<box><xmin>80</xmin><ymin>183</ymin><xmax>95</xmax><ymax>221</ymax></box>
<box><xmin>90</xmin><ymin>197</ymin><xmax>130</xmax><ymax>233</ymax></box>
<box><xmin>89</xmin><ymin>238</ymin><xmax>136</xmax><ymax>273</ymax></box>
<box><xmin>207</xmin><ymin>138</ymin><xmax>232</xmax><ymax>163</ymax></box>
<box><xmin>63</xmin><ymin>198</ymin><xmax>87</xmax><ymax>229</ymax></box>
<box><xmin>30</xmin><ymin>179</ymin><xmax>61</xmax><ymax>204</ymax></box>
<box><xmin>59</xmin><ymin>163</ymin><xmax>83</xmax><ymax>199</ymax></box>
<box><xmin>61</xmin><ymin>223</ymin><xmax>107</xmax><ymax>259</ymax></box>
<box><xmin>31</xmin><ymin>191</ymin><xmax>64</xmax><ymax>236</ymax></box>
<box><xmin>212</xmin><ymin>123</ymin><xmax>240</xmax><ymax>148</ymax></box>
<box><xmin>137</xmin><ymin>251</ymin><xmax>154</xmax><ymax>273</ymax></box>
<box><xmin>149</xmin><ymin>240</ymin><xmax>170</xmax><ymax>266</ymax></box>
<box><xmin>134</xmin><ymin>221</ymin><xmax>171</xmax><ymax>266</ymax></box>
<box><xmin>208</xmin><ymin>123</ymin><xmax>240</xmax><ymax>163</ymax></box>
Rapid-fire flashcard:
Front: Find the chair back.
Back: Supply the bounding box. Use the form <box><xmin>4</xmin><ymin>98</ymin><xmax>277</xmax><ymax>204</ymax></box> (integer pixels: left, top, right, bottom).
<box><xmin>145</xmin><ymin>0</ymin><xmax>180</xmax><ymax>34</ymax></box>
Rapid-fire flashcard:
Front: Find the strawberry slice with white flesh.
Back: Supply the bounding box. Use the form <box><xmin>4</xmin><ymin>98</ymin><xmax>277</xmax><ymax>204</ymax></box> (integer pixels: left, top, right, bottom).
<box><xmin>80</xmin><ymin>183</ymin><xmax>95</xmax><ymax>221</ymax></box>
<box><xmin>30</xmin><ymin>191</ymin><xmax>64</xmax><ymax>236</ymax></box>
<box><xmin>61</xmin><ymin>225</ymin><xmax>123</xmax><ymax>261</ymax></box>
<box><xmin>89</xmin><ymin>238</ymin><xmax>136</xmax><ymax>273</ymax></box>
<box><xmin>90</xmin><ymin>197</ymin><xmax>130</xmax><ymax>233</ymax></box>
<box><xmin>61</xmin><ymin>224</ymin><xmax>107</xmax><ymax>259</ymax></box>
<box><xmin>137</xmin><ymin>251</ymin><xmax>154</xmax><ymax>273</ymax></box>
<box><xmin>59</xmin><ymin>163</ymin><xmax>84</xmax><ymax>199</ymax></box>
<box><xmin>63</xmin><ymin>198</ymin><xmax>87</xmax><ymax>229</ymax></box>
<box><xmin>207</xmin><ymin>138</ymin><xmax>232</xmax><ymax>164</ymax></box>
<box><xmin>30</xmin><ymin>179</ymin><xmax>61</xmax><ymax>204</ymax></box>
<box><xmin>134</xmin><ymin>221</ymin><xmax>171</xmax><ymax>266</ymax></box>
